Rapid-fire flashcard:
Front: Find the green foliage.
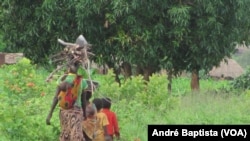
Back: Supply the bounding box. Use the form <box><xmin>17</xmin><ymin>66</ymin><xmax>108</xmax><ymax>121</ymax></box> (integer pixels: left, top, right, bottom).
<box><xmin>92</xmin><ymin>70</ymin><xmax>180</xmax><ymax>140</ymax></box>
<box><xmin>91</xmin><ymin>69</ymin><xmax>121</xmax><ymax>99</ymax></box>
<box><xmin>1</xmin><ymin>0</ymin><xmax>80</xmax><ymax>64</ymax></box>
<box><xmin>1</xmin><ymin>59</ymin><xmax>250</xmax><ymax>141</ymax></box>
<box><xmin>75</xmin><ymin>0</ymin><xmax>201</xmax><ymax>84</ymax></box>
<box><xmin>77</xmin><ymin>67</ymin><xmax>99</xmax><ymax>80</ymax></box>
<box><xmin>2</xmin><ymin>0</ymin><xmax>250</xmax><ymax>91</ymax></box>
<box><xmin>230</xmin><ymin>67</ymin><xmax>250</xmax><ymax>90</ymax></box>
<box><xmin>0</xmin><ymin>5</ymin><xmax>5</xmax><ymax>52</ymax></box>
<box><xmin>164</xmin><ymin>0</ymin><xmax>250</xmax><ymax>74</ymax></box>
<box><xmin>94</xmin><ymin>70</ymin><xmax>176</xmax><ymax>108</ymax></box>
<box><xmin>0</xmin><ymin>58</ymin><xmax>59</xmax><ymax>141</ymax></box>
<box><xmin>0</xmin><ymin>63</ymin><xmax>178</xmax><ymax>141</ymax></box>
<box><xmin>0</xmin><ymin>34</ymin><xmax>6</xmax><ymax>51</ymax></box>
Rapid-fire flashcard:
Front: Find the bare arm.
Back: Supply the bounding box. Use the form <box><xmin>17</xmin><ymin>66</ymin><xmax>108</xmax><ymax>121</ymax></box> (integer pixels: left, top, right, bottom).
<box><xmin>46</xmin><ymin>86</ymin><xmax>60</xmax><ymax>125</ymax></box>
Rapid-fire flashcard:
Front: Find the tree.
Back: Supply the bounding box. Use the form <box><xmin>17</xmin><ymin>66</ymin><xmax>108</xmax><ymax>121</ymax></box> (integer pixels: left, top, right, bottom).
<box><xmin>162</xmin><ymin>0</ymin><xmax>250</xmax><ymax>91</ymax></box>
<box><xmin>75</xmin><ymin>0</ymin><xmax>170</xmax><ymax>82</ymax></box>
<box><xmin>1</xmin><ymin>0</ymin><xmax>81</xmax><ymax>64</ymax></box>
<box><xmin>75</xmin><ymin>0</ymin><xmax>250</xmax><ymax>91</ymax></box>
<box><xmin>1</xmin><ymin>0</ymin><xmax>250</xmax><ymax>91</ymax></box>
<box><xmin>0</xmin><ymin>5</ymin><xmax>5</xmax><ymax>51</ymax></box>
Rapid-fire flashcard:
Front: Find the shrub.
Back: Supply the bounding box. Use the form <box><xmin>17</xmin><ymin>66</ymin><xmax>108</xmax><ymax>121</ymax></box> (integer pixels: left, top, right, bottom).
<box><xmin>230</xmin><ymin>67</ymin><xmax>250</xmax><ymax>90</ymax></box>
<box><xmin>3</xmin><ymin>60</ymin><xmax>239</xmax><ymax>140</ymax></box>
<box><xmin>0</xmin><ymin>58</ymin><xmax>59</xmax><ymax>141</ymax></box>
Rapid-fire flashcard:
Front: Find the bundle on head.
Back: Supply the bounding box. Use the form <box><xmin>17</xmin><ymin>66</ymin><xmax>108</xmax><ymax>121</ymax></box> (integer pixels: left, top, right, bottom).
<box><xmin>45</xmin><ymin>35</ymin><xmax>94</xmax><ymax>82</ymax></box>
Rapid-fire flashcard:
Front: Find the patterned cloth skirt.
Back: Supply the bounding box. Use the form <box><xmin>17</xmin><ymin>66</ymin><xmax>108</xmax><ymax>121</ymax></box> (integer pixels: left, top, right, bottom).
<box><xmin>59</xmin><ymin>107</ymin><xmax>85</xmax><ymax>141</ymax></box>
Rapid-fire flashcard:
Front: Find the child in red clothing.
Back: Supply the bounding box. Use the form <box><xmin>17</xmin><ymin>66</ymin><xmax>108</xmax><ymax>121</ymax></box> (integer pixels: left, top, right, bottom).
<box><xmin>102</xmin><ymin>97</ymin><xmax>120</xmax><ymax>140</ymax></box>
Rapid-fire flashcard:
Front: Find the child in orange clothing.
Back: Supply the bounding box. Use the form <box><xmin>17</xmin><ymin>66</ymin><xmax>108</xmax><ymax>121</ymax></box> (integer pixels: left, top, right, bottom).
<box><xmin>101</xmin><ymin>97</ymin><xmax>120</xmax><ymax>140</ymax></box>
<box><xmin>92</xmin><ymin>98</ymin><xmax>110</xmax><ymax>141</ymax></box>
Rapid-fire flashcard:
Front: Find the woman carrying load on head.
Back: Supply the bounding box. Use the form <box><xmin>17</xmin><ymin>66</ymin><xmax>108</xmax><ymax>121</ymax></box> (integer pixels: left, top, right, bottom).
<box><xmin>46</xmin><ymin>63</ymin><xmax>88</xmax><ymax>141</ymax></box>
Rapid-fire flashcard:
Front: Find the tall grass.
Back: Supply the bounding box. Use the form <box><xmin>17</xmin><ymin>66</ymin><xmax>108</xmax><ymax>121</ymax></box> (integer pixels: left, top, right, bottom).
<box><xmin>1</xmin><ymin>59</ymin><xmax>250</xmax><ymax>141</ymax></box>
<box><xmin>95</xmin><ymin>73</ymin><xmax>250</xmax><ymax>140</ymax></box>
<box><xmin>165</xmin><ymin>92</ymin><xmax>250</xmax><ymax>124</ymax></box>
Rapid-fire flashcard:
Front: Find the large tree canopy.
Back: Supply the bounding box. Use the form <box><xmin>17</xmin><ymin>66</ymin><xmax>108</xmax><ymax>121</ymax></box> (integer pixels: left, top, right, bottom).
<box><xmin>165</xmin><ymin>0</ymin><xmax>250</xmax><ymax>90</ymax></box>
<box><xmin>1</xmin><ymin>0</ymin><xmax>250</xmax><ymax>90</ymax></box>
<box><xmin>75</xmin><ymin>0</ymin><xmax>168</xmax><ymax>81</ymax></box>
<box><xmin>1</xmin><ymin>0</ymin><xmax>81</xmax><ymax>63</ymax></box>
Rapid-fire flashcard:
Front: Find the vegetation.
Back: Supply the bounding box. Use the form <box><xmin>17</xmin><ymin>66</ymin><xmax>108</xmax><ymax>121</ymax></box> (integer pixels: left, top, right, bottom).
<box><xmin>1</xmin><ymin>0</ymin><xmax>250</xmax><ymax>140</ymax></box>
<box><xmin>233</xmin><ymin>47</ymin><xmax>250</xmax><ymax>69</ymax></box>
<box><xmin>0</xmin><ymin>34</ymin><xmax>5</xmax><ymax>51</ymax></box>
<box><xmin>1</xmin><ymin>0</ymin><xmax>250</xmax><ymax>91</ymax></box>
<box><xmin>0</xmin><ymin>5</ymin><xmax>5</xmax><ymax>51</ymax></box>
<box><xmin>1</xmin><ymin>58</ymin><xmax>250</xmax><ymax>141</ymax></box>
<box><xmin>230</xmin><ymin>67</ymin><xmax>250</xmax><ymax>90</ymax></box>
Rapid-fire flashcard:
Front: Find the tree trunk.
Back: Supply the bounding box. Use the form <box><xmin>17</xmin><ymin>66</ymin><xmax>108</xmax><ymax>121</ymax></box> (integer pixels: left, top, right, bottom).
<box><xmin>114</xmin><ymin>68</ymin><xmax>121</xmax><ymax>86</ymax></box>
<box><xmin>121</xmin><ymin>62</ymin><xmax>132</xmax><ymax>79</ymax></box>
<box><xmin>106</xmin><ymin>61</ymin><xmax>121</xmax><ymax>86</ymax></box>
<box><xmin>102</xmin><ymin>64</ymin><xmax>108</xmax><ymax>74</ymax></box>
<box><xmin>135</xmin><ymin>65</ymin><xmax>143</xmax><ymax>76</ymax></box>
<box><xmin>143</xmin><ymin>68</ymin><xmax>151</xmax><ymax>81</ymax></box>
<box><xmin>191</xmin><ymin>69</ymin><xmax>200</xmax><ymax>91</ymax></box>
<box><xmin>167</xmin><ymin>70</ymin><xmax>172</xmax><ymax>94</ymax></box>
<box><xmin>136</xmin><ymin>65</ymin><xmax>156</xmax><ymax>82</ymax></box>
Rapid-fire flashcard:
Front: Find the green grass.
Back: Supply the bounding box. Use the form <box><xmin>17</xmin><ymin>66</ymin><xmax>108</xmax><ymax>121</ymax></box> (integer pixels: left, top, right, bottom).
<box><xmin>106</xmin><ymin>78</ymin><xmax>250</xmax><ymax>141</ymax></box>
<box><xmin>165</xmin><ymin>93</ymin><xmax>250</xmax><ymax>124</ymax></box>
<box><xmin>114</xmin><ymin>88</ymin><xmax>250</xmax><ymax>141</ymax></box>
<box><xmin>1</xmin><ymin>59</ymin><xmax>250</xmax><ymax>141</ymax></box>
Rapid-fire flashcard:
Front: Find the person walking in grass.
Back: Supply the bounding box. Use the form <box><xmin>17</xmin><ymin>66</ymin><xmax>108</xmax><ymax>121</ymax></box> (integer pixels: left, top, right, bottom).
<box><xmin>46</xmin><ymin>63</ymin><xmax>88</xmax><ymax>141</ymax></box>
<box><xmin>101</xmin><ymin>97</ymin><xmax>120</xmax><ymax>141</ymax></box>
<box><xmin>92</xmin><ymin>98</ymin><xmax>111</xmax><ymax>141</ymax></box>
<box><xmin>82</xmin><ymin>90</ymin><xmax>97</xmax><ymax>141</ymax></box>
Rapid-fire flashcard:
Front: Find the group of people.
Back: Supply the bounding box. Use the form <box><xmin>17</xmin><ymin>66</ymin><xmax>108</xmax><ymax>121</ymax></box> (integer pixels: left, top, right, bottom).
<box><xmin>83</xmin><ymin>93</ymin><xmax>120</xmax><ymax>141</ymax></box>
<box><xmin>46</xmin><ymin>63</ymin><xmax>120</xmax><ymax>141</ymax></box>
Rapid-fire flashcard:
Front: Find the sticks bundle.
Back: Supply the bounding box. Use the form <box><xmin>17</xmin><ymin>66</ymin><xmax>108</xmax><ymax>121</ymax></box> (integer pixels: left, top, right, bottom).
<box><xmin>45</xmin><ymin>35</ymin><xmax>94</xmax><ymax>83</ymax></box>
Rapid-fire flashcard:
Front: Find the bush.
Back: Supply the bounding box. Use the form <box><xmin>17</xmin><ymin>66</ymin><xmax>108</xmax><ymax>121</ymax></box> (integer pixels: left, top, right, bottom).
<box><xmin>0</xmin><ymin>64</ymin><xmax>180</xmax><ymax>141</ymax></box>
<box><xmin>94</xmin><ymin>70</ymin><xmax>177</xmax><ymax>108</ymax></box>
<box><xmin>0</xmin><ymin>58</ymin><xmax>60</xmax><ymax>141</ymax></box>
<box><xmin>230</xmin><ymin>67</ymin><xmax>250</xmax><ymax>90</ymax></box>
<box><xmin>0</xmin><ymin>34</ymin><xmax>6</xmax><ymax>51</ymax></box>
<box><xmin>4</xmin><ymin>60</ymin><xmax>242</xmax><ymax>140</ymax></box>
